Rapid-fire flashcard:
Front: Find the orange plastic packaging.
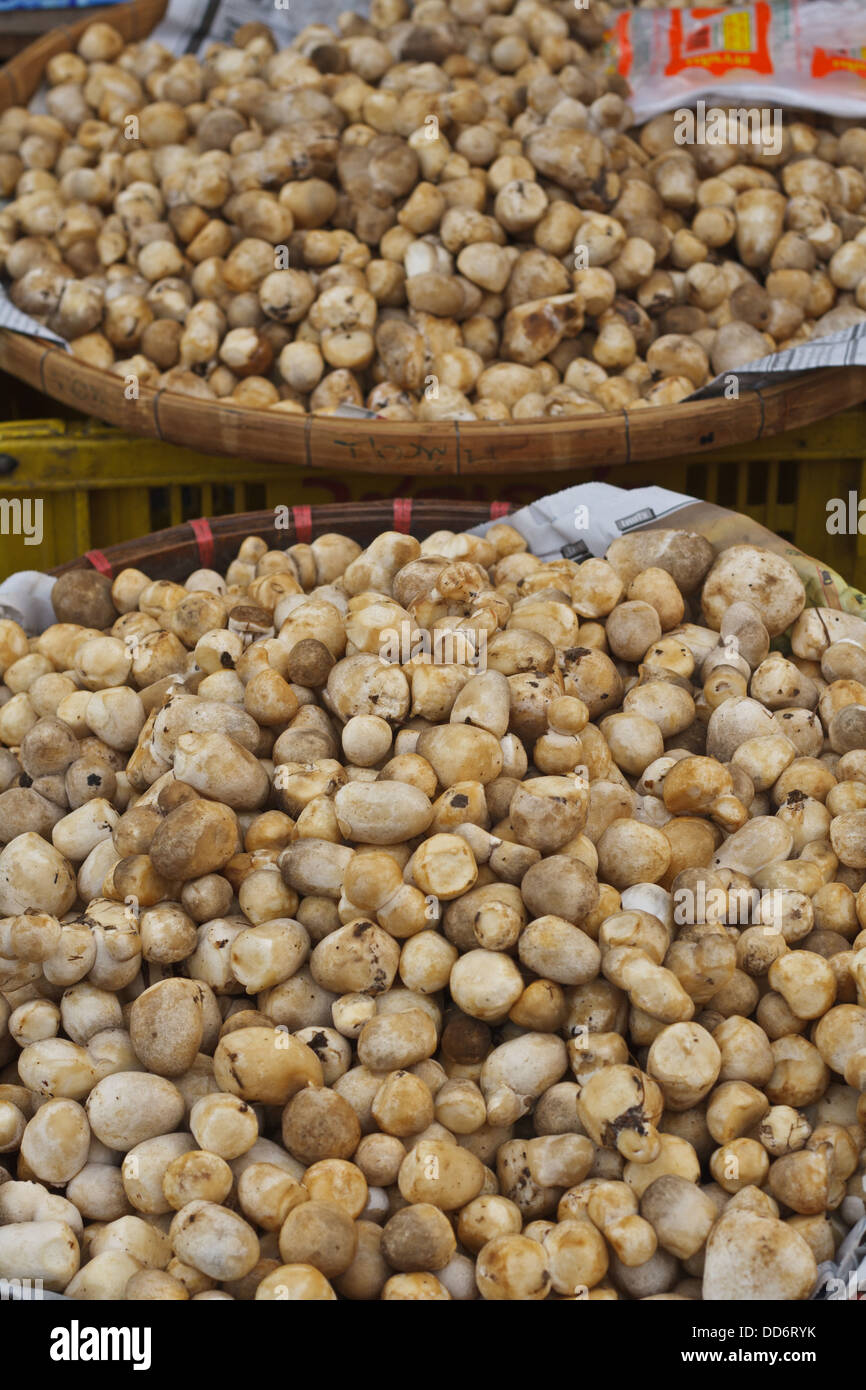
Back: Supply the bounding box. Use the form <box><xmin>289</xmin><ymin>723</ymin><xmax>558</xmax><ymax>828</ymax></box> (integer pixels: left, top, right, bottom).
<box><xmin>607</xmin><ymin>1</ymin><xmax>866</xmax><ymax>119</ymax></box>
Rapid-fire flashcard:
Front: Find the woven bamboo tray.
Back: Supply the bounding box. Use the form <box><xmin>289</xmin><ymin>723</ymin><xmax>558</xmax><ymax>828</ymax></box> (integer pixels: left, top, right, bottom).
<box><xmin>5</xmin><ymin>0</ymin><xmax>866</xmax><ymax>474</ymax></box>
<box><xmin>0</xmin><ymin>5</ymin><xmax>128</xmax><ymax>62</ymax></box>
<box><xmin>50</xmin><ymin>498</ymin><xmax>504</xmax><ymax>580</ymax></box>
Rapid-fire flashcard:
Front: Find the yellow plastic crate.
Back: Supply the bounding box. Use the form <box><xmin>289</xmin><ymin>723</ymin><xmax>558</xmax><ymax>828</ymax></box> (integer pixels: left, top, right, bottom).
<box><xmin>1</xmin><ymin>409</ymin><xmax>865</xmax><ymax>585</ymax></box>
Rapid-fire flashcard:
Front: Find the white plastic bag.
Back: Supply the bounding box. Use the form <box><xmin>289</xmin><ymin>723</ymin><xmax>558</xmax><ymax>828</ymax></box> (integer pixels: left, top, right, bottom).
<box><xmin>605</xmin><ymin>1</ymin><xmax>866</xmax><ymax>120</ymax></box>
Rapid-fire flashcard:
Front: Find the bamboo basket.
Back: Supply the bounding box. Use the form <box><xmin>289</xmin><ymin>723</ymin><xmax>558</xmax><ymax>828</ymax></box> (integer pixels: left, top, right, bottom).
<box><xmin>0</xmin><ymin>5</ymin><xmax>127</xmax><ymax>62</ymax></box>
<box><xmin>50</xmin><ymin>498</ymin><xmax>505</xmax><ymax>580</ymax></box>
<box><xmin>5</xmin><ymin>404</ymin><xmax>865</xmax><ymax>585</ymax></box>
<box><xmin>4</xmin><ymin>0</ymin><xmax>866</xmax><ymax>473</ymax></box>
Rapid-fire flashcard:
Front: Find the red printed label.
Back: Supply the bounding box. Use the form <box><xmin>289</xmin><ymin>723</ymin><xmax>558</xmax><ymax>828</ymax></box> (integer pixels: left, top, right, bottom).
<box><xmin>611</xmin><ymin>12</ymin><xmax>633</xmax><ymax>79</ymax></box>
<box><xmin>812</xmin><ymin>46</ymin><xmax>866</xmax><ymax>80</ymax></box>
<box><xmin>666</xmin><ymin>4</ymin><xmax>774</xmax><ymax>78</ymax></box>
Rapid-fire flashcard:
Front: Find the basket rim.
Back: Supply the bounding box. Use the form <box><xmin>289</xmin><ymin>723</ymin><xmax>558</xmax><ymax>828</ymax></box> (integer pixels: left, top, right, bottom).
<box><xmin>49</xmin><ymin>498</ymin><xmax>510</xmax><ymax>581</ymax></box>
<box><xmin>6</xmin><ymin>330</ymin><xmax>866</xmax><ymax>476</ymax></box>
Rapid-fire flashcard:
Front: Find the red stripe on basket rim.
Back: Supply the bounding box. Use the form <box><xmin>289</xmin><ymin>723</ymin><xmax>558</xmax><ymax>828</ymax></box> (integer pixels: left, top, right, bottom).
<box><xmin>85</xmin><ymin>549</ymin><xmax>112</xmax><ymax>576</ymax></box>
<box><xmin>292</xmin><ymin>505</ymin><xmax>313</xmax><ymax>544</ymax></box>
<box><xmin>393</xmin><ymin>498</ymin><xmax>413</xmax><ymax>533</ymax></box>
<box><xmin>489</xmin><ymin>502</ymin><xmax>511</xmax><ymax>518</ymax></box>
<box><xmin>189</xmin><ymin>517</ymin><xmax>215</xmax><ymax>570</ymax></box>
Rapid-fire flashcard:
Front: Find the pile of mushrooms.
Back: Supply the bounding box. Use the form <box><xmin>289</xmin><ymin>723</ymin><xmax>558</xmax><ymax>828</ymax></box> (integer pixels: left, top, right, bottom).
<box><xmin>0</xmin><ymin>518</ymin><xmax>865</xmax><ymax>1299</ymax></box>
<box><xmin>2</xmin><ymin>6</ymin><xmax>866</xmax><ymax>420</ymax></box>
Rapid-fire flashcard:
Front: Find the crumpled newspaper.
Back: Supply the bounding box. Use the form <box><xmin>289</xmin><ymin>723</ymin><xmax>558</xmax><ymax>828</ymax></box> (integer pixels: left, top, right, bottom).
<box><xmin>150</xmin><ymin>0</ymin><xmax>347</xmax><ymax>56</ymax></box>
<box><xmin>691</xmin><ymin>323</ymin><xmax>866</xmax><ymax>400</ymax></box>
<box><xmin>471</xmin><ymin>480</ymin><xmax>866</xmax><ymax>618</ymax></box>
<box><xmin>811</xmin><ymin>1215</ymin><xmax>866</xmax><ymax>1301</ymax></box>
